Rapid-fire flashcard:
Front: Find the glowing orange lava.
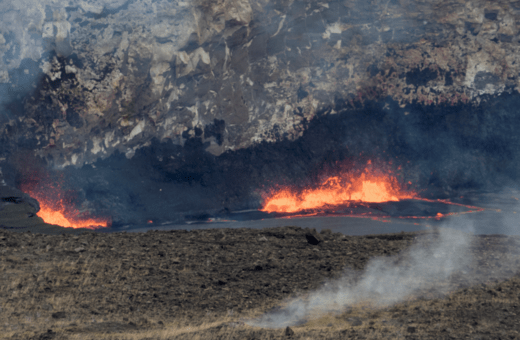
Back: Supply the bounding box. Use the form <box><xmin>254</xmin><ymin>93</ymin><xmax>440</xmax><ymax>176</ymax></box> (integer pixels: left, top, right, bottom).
<box><xmin>36</xmin><ymin>201</ymin><xmax>109</xmax><ymax>229</ymax></box>
<box><xmin>261</xmin><ymin>165</ymin><xmax>416</xmax><ymax>213</ymax></box>
<box><xmin>22</xmin><ymin>185</ymin><xmax>109</xmax><ymax>230</ymax></box>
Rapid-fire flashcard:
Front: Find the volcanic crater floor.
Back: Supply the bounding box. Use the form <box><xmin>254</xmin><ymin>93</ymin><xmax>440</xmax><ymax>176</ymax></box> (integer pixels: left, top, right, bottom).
<box><xmin>1</xmin><ymin>226</ymin><xmax>520</xmax><ymax>339</ymax></box>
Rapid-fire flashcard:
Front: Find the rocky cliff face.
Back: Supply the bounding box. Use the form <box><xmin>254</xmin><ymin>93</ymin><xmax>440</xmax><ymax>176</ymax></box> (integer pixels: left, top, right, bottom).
<box><xmin>3</xmin><ymin>0</ymin><xmax>520</xmax><ymax>166</ymax></box>
<box><xmin>2</xmin><ymin>0</ymin><xmax>520</xmax><ymax>226</ymax></box>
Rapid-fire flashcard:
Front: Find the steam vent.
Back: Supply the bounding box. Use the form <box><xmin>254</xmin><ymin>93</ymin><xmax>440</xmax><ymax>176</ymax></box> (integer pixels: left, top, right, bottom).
<box><xmin>1</xmin><ymin>0</ymin><xmax>520</xmax><ymax>230</ymax></box>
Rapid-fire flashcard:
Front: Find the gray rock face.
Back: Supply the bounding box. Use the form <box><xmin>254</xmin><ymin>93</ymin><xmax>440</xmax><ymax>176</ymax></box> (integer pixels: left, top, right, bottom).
<box><xmin>0</xmin><ymin>179</ymin><xmax>40</xmax><ymax>212</ymax></box>
<box><xmin>2</xmin><ymin>0</ymin><xmax>520</xmax><ymax>168</ymax></box>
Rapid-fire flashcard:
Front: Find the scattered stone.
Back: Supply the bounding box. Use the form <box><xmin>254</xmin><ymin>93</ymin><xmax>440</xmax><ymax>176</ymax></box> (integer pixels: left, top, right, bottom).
<box><xmin>284</xmin><ymin>326</ymin><xmax>295</xmax><ymax>337</ymax></box>
<box><xmin>0</xmin><ymin>226</ymin><xmax>518</xmax><ymax>339</ymax></box>
<box><xmin>51</xmin><ymin>311</ymin><xmax>66</xmax><ymax>319</ymax></box>
<box><xmin>305</xmin><ymin>228</ymin><xmax>322</xmax><ymax>245</ymax></box>
<box><xmin>36</xmin><ymin>329</ymin><xmax>56</xmax><ymax>340</ymax></box>
<box><xmin>348</xmin><ymin>317</ymin><xmax>363</xmax><ymax>326</ymax></box>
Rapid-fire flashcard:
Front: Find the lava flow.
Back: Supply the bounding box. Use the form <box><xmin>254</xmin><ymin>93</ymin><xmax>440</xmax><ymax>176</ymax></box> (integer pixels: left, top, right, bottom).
<box><xmin>21</xmin><ymin>183</ymin><xmax>109</xmax><ymax>230</ymax></box>
<box><xmin>261</xmin><ymin>165</ymin><xmax>416</xmax><ymax>213</ymax></box>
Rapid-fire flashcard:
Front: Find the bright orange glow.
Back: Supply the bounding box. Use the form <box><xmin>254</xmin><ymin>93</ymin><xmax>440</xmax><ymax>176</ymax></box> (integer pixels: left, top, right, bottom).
<box><xmin>261</xmin><ymin>165</ymin><xmax>416</xmax><ymax>214</ymax></box>
<box><xmin>21</xmin><ymin>184</ymin><xmax>109</xmax><ymax>230</ymax></box>
<box><xmin>36</xmin><ymin>200</ymin><xmax>109</xmax><ymax>229</ymax></box>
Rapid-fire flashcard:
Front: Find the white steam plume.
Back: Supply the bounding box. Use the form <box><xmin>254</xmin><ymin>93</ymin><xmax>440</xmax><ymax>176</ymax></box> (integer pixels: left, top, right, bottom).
<box><xmin>248</xmin><ymin>224</ymin><xmax>474</xmax><ymax>329</ymax></box>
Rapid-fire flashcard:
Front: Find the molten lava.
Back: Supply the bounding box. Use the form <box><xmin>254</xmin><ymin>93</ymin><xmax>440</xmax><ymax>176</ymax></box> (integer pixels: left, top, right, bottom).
<box><xmin>261</xmin><ymin>166</ymin><xmax>416</xmax><ymax>214</ymax></box>
<box><xmin>35</xmin><ymin>198</ymin><xmax>109</xmax><ymax>229</ymax></box>
<box><xmin>21</xmin><ymin>184</ymin><xmax>109</xmax><ymax>230</ymax></box>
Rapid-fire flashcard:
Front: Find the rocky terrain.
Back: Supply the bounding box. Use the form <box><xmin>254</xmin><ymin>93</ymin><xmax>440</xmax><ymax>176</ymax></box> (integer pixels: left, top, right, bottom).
<box><xmin>0</xmin><ymin>225</ymin><xmax>519</xmax><ymax>339</ymax></box>
<box><xmin>2</xmin><ymin>0</ymin><xmax>520</xmax><ymax>166</ymax></box>
<box><xmin>2</xmin><ymin>3</ymin><xmax>520</xmax><ymax>336</ymax></box>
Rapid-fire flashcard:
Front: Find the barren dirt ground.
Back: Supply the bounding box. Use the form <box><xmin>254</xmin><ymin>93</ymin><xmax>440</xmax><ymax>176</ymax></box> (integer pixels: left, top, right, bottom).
<box><xmin>1</xmin><ymin>226</ymin><xmax>520</xmax><ymax>339</ymax></box>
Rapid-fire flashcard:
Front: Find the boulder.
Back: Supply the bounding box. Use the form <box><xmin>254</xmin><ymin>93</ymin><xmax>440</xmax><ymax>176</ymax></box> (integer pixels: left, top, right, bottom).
<box><xmin>305</xmin><ymin>228</ymin><xmax>322</xmax><ymax>246</ymax></box>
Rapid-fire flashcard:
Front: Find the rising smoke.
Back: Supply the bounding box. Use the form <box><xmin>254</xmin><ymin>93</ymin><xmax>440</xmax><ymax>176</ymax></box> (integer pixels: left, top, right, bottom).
<box><xmin>248</xmin><ymin>221</ymin><xmax>476</xmax><ymax>329</ymax></box>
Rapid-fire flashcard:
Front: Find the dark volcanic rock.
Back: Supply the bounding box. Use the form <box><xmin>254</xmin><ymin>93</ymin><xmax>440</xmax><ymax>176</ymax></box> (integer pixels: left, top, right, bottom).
<box><xmin>34</xmin><ymin>329</ymin><xmax>56</xmax><ymax>340</ymax></box>
<box><xmin>0</xmin><ymin>184</ymin><xmax>39</xmax><ymax>212</ymax></box>
<box><xmin>51</xmin><ymin>311</ymin><xmax>66</xmax><ymax>319</ymax></box>
<box><xmin>305</xmin><ymin>228</ymin><xmax>322</xmax><ymax>245</ymax></box>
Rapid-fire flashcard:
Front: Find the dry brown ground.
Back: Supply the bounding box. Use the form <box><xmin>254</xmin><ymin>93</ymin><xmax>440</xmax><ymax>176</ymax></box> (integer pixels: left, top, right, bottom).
<box><xmin>0</xmin><ymin>226</ymin><xmax>520</xmax><ymax>339</ymax></box>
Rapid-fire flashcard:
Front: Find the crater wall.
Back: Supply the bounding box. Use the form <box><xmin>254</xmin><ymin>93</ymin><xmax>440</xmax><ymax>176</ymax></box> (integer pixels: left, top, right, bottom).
<box><xmin>2</xmin><ymin>0</ymin><xmax>520</xmax><ymax>166</ymax></box>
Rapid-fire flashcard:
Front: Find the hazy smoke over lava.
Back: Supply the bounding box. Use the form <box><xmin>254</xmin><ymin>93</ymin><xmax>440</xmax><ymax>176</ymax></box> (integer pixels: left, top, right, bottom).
<box><xmin>248</xmin><ymin>222</ymin><xmax>476</xmax><ymax>329</ymax></box>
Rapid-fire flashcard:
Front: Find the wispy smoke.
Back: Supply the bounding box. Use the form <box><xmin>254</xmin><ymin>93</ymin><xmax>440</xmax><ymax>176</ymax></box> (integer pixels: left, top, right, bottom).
<box><xmin>248</xmin><ymin>224</ymin><xmax>474</xmax><ymax>329</ymax></box>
